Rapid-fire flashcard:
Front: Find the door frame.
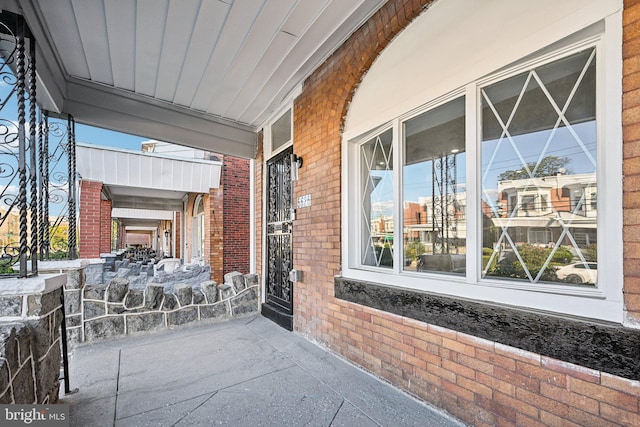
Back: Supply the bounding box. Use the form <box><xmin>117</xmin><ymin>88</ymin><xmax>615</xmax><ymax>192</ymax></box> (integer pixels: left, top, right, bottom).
<box><xmin>261</xmin><ymin>146</ymin><xmax>295</xmax><ymax>330</ymax></box>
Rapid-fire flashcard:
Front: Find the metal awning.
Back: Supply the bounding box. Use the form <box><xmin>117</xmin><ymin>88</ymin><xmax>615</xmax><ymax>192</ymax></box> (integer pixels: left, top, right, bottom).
<box><xmin>77</xmin><ymin>142</ymin><xmax>221</xmax><ymax>211</ymax></box>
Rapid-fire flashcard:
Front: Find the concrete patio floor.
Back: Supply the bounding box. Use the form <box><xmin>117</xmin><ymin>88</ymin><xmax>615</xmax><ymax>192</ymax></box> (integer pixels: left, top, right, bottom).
<box><xmin>59</xmin><ymin>315</ymin><xmax>465</xmax><ymax>427</ymax></box>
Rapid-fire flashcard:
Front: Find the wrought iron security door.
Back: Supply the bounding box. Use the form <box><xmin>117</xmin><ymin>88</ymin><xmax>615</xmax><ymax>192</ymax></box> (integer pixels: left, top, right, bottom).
<box><xmin>265</xmin><ymin>147</ymin><xmax>294</xmax><ymax>316</ymax></box>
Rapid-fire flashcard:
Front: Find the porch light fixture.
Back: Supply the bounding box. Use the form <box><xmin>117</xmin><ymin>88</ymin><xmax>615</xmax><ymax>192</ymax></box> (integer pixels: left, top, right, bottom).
<box><xmin>291</xmin><ymin>153</ymin><xmax>303</xmax><ymax>181</ymax></box>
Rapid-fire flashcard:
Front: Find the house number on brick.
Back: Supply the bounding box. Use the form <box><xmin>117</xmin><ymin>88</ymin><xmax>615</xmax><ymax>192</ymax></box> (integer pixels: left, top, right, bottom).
<box><xmin>297</xmin><ymin>194</ymin><xmax>311</xmax><ymax>208</ymax></box>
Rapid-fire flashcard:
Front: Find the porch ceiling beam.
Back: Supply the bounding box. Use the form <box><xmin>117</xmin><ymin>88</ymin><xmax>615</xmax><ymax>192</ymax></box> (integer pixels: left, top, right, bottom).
<box><xmin>64</xmin><ymin>78</ymin><xmax>258</xmax><ymax>159</ymax></box>
<box><xmin>111</xmin><ymin>196</ymin><xmax>184</xmax><ymax>212</ymax></box>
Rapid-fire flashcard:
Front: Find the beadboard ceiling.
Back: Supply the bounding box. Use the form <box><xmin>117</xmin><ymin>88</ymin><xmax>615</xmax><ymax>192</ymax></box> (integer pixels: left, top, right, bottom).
<box><xmin>2</xmin><ymin>0</ymin><xmax>386</xmax><ymax>158</ymax></box>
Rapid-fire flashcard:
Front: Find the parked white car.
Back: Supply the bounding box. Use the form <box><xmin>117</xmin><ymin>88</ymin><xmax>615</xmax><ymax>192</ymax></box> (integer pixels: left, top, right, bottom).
<box><xmin>555</xmin><ymin>262</ymin><xmax>597</xmax><ymax>284</ymax></box>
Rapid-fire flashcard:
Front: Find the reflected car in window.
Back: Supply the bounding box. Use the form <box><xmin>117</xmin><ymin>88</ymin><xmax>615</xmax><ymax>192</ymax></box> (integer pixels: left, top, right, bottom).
<box><xmin>555</xmin><ymin>262</ymin><xmax>597</xmax><ymax>284</ymax></box>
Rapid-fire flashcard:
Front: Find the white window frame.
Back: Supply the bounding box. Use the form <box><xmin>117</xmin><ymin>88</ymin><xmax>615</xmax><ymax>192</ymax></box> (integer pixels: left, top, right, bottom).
<box><xmin>192</xmin><ymin>195</ymin><xmax>205</xmax><ymax>263</ymax></box>
<box><xmin>342</xmin><ymin>12</ymin><xmax>623</xmax><ymax>323</ymax></box>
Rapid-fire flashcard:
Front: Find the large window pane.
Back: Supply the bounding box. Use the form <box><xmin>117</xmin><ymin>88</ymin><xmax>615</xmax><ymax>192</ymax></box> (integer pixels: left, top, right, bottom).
<box><xmin>361</xmin><ymin>129</ymin><xmax>394</xmax><ymax>268</ymax></box>
<box><xmin>403</xmin><ymin>97</ymin><xmax>466</xmax><ymax>274</ymax></box>
<box><xmin>481</xmin><ymin>48</ymin><xmax>597</xmax><ymax>286</ymax></box>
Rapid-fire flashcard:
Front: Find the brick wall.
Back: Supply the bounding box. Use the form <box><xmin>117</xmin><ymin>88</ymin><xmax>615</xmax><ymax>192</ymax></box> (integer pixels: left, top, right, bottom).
<box><xmin>222</xmin><ymin>155</ymin><xmax>250</xmax><ymax>275</ymax></box>
<box><xmin>175</xmin><ymin>212</ymin><xmax>181</xmax><ymax>259</ymax></box>
<box><xmin>325</xmin><ymin>299</ymin><xmax>640</xmax><ymax>426</ymax></box>
<box><xmin>79</xmin><ymin>180</ymin><xmax>103</xmax><ymax>258</ymax></box>
<box><xmin>251</xmin><ymin>0</ymin><xmax>640</xmax><ymax>425</ymax></box>
<box><xmin>624</xmin><ymin>0</ymin><xmax>640</xmax><ymax>322</ymax></box>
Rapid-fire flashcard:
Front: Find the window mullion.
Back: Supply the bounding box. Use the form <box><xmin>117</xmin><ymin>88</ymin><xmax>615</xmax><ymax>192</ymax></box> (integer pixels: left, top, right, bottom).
<box><xmin>392</xmin><ymin>118</ymin><xmax>402</xmax><ymax>274</ymax></box>
<box><xmin>466</xmin><ymin>83</ymin><xmax>479</xmax><ymax>284</ymax></box>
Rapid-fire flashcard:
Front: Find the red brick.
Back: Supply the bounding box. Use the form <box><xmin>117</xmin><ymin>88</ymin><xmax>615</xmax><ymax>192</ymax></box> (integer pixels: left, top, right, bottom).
<box><xmin>540</xmin><ymin>383</ymin><xmax>600</xmax><ymax>415</ymax></box>
<box><xmin>539</xmin><ymin>411</ymin><xmax>582</xmax><ymax>427</ymax></box>
<box><xmin>600</xmin><ymin>372</ymin><xmax>640</xmax><ymax>395</ymax></box>
<box><xmin>570</xmin><ymin>378</ymin><xmax>639</xmax><ymax>411</ymax></box>
<box><xmin>476</xmin><ymin>371</ymin><xmax>516</xmax><ymax>397</ymax></box>
<box><xmin>541</xmin><ymin>357</ymin><xmax>600</xmax><ymax>384</ymax></box>
<box><xmin>475</xmin><ymin>349</ymin><xmax>517</xmax><ymax>371</ymax></box>
<box><xmin>516</xmin><ymin>361</ymin><xmax>567</xmax><ymax>388</ymax></box>
<box><xmin>495</xmin><ymin>366</ymin><xmax>540</xmax><ymax>393</ymax></box>
<box><xmin>600</xmin><ymin>402</ymin><xmax>640</xmax><ymax>425</ymax></box>
<box><xmin>457</xmin><ymin>375</ymin><xmax>492</xmax><ymax>399</ymax></box>
<box><xmin>493</xmin><ymin>390</ymin><xmax>539</xmax><ymax>419</ymax></box>
<box><xmin>495</xmin><ymin>343</ymin><xmax>541</xmax><ymax>365</ymax></box>
<box><xmin>516</xmin><ymin>388</ymin><xmax>570</xmax><ymax>418</ymax></box>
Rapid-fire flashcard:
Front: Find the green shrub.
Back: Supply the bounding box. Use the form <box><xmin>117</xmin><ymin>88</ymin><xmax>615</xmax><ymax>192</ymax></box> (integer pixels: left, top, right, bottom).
<box><xmin>374</xmin><ymin>244</ymin><xmax>393</xmax><ymax>267</ymax></box>
<box><xmin>551</xmin><ymin>246</ymin><xmax>573</xmax><ymax>264</ymax></box>
<box><xmin>512</xmin><ymin>244</ymin><xmax>557</xmax><ymax>281</ymax></box>
<box><xmin>584</xmin><ymin>244</ymin><xmax>597</xmax><ymax>262</ymax></box>
<box><xmin>482</xmin><ymin>247</ymin><xmax>498</xmax><ymax>271</ymax></box>
<box><xmin>405</xmin><ymin>241</ymin><xmax>425</xmax><ymax>261</ymax></box>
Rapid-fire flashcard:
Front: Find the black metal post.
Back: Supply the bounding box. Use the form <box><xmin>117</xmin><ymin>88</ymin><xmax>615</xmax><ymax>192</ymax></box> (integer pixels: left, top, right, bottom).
<box><xmin>28</xmin><ymin>33</ymin><xmax>38</xmax><ymax>274</ymax></box>
<box><xmin>43</xmin><ymin>112</ymin><xmax>50</xmax><ymax>259</ymax></box>
<box><xmin>16</xmin><ymin>17</ymin><xmax>28</xmax><ymax>278</ymax></box>
<box><xmin>67</xmin><ymin>115</ymin><xmax>77</xmax><ymax>259</ymax></box>
<box><xmin>59</xmin><ymin>287</ymin><xmax>77</xmax><ymax>395</ymax></box>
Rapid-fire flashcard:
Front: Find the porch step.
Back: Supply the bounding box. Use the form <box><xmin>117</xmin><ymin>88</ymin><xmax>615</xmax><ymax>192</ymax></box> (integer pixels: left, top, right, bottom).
<box><xmin>261</xmin><ymin>303</ymin><xmax>293</xmax><ymax>331</ymax></box>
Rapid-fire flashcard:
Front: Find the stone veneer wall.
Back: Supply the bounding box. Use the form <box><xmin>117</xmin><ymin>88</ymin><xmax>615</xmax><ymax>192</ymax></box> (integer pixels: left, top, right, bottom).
<box><xmin>65</xmin><ymin>270</ymin><xmax>260</xmax><ymax>345</ymax></box>
<box><xmin>0</xmin><ymin>274</ymin><xmax>67</xmax><ymax>404</ymax></box>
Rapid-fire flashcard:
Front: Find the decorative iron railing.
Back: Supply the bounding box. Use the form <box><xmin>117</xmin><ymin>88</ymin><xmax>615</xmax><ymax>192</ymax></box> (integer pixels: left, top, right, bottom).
<box><xmin>0</xmin><ymin>12</ymin><xmax>77</xmax><ymax>278</ymax></box>
<box><xmin>431</xmin><ymin>153</ymin><xmax>459</xmax><ymax>255</ymax></box>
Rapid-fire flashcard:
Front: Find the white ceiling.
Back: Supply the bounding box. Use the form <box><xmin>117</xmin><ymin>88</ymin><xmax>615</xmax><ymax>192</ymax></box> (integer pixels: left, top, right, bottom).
<box><xmin>2</xmin><ymin>0</ymin><xmax>386</xmax><ymax>158</ymax></box>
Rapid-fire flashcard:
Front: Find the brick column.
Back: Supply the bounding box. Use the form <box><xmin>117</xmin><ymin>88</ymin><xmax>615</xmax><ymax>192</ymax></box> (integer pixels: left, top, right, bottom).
<box><xmin>223</xmin><ymin>155</ymin><xmax>250</xmax><ymax>275</ymax></box>
<box><xmin>100</xmin><ymin>199</ymin><xmax>112</xmax><ymax>254</ymax></box>
<box><xmin>174</xmin><ymin>212</ymin><xmax>181</xmax><ymax>259</ymax></box>
<box><xmin>79</xmin><ymin>180</ymin><xmax>103</xmax><ymax>258</ymax></box>
<box><xmin>208</xmin><ymin>187</ymin><xmax>224</xmax><ymax>283</ymax></box>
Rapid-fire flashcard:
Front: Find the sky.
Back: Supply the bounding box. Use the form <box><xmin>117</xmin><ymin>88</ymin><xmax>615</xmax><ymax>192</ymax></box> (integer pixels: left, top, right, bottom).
<box><xmin>369</xmin><ymin>121</ymin><xmax>597</xmax><ymax>218</ymax></box>
<box><xmin>75</xmin><ymin>123</ymin><xmax>150</xmax><ymax>151</ymax></box>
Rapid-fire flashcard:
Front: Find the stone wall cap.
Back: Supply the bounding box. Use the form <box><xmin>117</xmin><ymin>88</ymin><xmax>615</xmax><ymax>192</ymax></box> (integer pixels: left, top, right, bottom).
<box><xmin>0</xmin><ymin>274</ymin><xmax>67</xmax><ymax>296</ymax></box>
<box><xmin>37</xmin><ymin>259</ymin><xmax>94</xmax><ymax>272</ymax></box>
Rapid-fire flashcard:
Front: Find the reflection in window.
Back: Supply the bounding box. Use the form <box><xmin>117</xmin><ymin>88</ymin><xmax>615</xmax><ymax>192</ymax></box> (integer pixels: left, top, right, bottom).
<box><xmin>361</xmin><ymin>129</ymin><xmax>394</xmax><ymax>268</ymax></box>
<box><xmin>481</xmin><ymin>48</ymin><xmax>597</xmax><ymax>285</ymax></box>
<box><xmin>403</xmin><ymin>97</ymin><xmax>466</xmax><ymax>274</ymax></box>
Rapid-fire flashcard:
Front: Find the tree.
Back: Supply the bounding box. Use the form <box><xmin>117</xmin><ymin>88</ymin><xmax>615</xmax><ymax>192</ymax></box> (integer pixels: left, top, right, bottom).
<box><xmin>497</xmin><ymin>155</ymin><xmax>572</xmax><ymax>181</ymax></box>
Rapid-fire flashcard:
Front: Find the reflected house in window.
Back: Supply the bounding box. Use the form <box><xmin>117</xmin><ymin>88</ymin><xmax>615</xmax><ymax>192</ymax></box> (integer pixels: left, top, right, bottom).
<box><xmin>403</xmin><ymin>194</ymin><xmax>467</xmax><ymax>248</ymax></box>
<box><xmin>493</xmin><ymin>172</ymin><xmax>597</xmax><ymax>247</ymax></box>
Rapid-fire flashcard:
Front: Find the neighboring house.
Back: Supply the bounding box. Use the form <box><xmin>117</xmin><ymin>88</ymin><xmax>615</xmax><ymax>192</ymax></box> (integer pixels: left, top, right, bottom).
<box><xmin>76</xmin><ymin>142</ymin><xmax>250</xmax><ymax>284</ymax></box>
<box><xmin>0</xmin><ymin>208</ymin><xmax>19</xmax><ymax>248</ymax></box>
<box><xmin>493</xmin><ymin>172</ymin><xmax>597</xmax><ymax>248</ymax></box>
